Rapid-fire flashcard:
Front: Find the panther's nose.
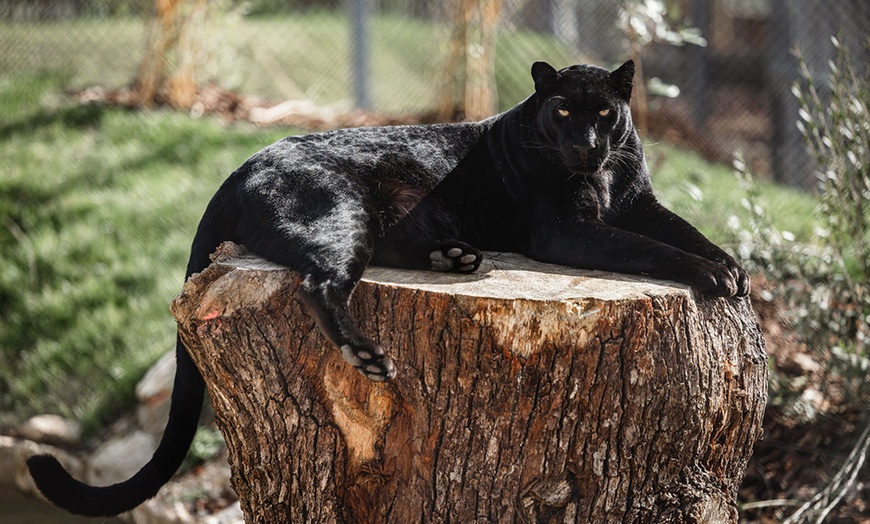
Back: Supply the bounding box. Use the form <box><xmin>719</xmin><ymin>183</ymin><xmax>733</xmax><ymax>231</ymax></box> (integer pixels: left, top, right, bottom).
<box><xmin>572</xmin><ymin>143</ymin><xmax>596</xmax><ymax>155</ymax></box>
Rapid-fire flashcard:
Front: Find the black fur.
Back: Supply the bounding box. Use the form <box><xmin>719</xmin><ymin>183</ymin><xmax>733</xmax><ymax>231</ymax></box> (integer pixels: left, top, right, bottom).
<box><xmin>27</xmin><ymin>60</ymin><xmax>749</xmax><ymax>517</ymax></box>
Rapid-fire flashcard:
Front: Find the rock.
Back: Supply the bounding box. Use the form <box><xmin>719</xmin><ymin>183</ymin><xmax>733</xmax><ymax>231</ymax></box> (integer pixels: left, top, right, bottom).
<box><xmin>136</xmin><ymin>395</ymin><xmax>172</xmax><ymax>437</ymax></box>
<box><xmin>0</xmin><ymin>435</ymin><xmax>83</xmax><ymax>496</ymax></box>
<box><xmin>800</xmin><ymin>387</ymin><xmax>828</xmax><ymax>413</ymax></box>
<box><xmin>18</xmin><ymin>414</ymin><xmax>82</xmax><ymax>447</ymax></box>
<box><xmin>87</xmin><ymin>430</ymin><xmax>157</xmax><ymax>487</ymax></box>
<box><xmin>120</xmin><ymin>451</ymin><xmax>237</xmax><ymax>524</ymax></box>
<box><xmin>128</xmin><ymin>500</ymin><xmax>194</xmax><ymax>524</ymax></box>
<box><xmin>136</xmin><ymin>350</ymin><xmax>176</xmax><ymax>435</ymax></box>
<box><xmin>207</xmin><ymin>501</ymin><xmax>244</xmax><ymax>524</ymax></box>
<box><xmin>781</xmin><ymin>352</ymin><xmax>822</xmax><ymax>375</ymax></box>
<box><xmin>136</xmin><ymin>350</ymin><xmax>176</xmax><ymax>402</ymax></box>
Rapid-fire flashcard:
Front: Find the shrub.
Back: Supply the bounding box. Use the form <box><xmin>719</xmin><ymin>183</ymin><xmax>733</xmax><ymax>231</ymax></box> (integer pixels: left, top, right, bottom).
<box><xmin>733</xmin><ymin>36</ymin><xmax>869</xmax><ymax>522</ymax></box>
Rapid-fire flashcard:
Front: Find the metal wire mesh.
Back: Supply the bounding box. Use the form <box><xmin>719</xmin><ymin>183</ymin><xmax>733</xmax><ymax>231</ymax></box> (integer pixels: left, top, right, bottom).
<box><xmin>2</xmin><ymin>0</ymin><xmax>867</xmax><ymax>187</ymax></box>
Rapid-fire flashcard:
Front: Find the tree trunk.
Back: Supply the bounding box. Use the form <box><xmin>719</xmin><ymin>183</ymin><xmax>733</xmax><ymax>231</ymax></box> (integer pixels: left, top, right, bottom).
<box><xmin>134</xmin><ymin>0</ymin><xmax>208</xmax><ymax>109</ymax></box>
<box><xmin>435</xmin><ymin>0</ymin><xmax>504</xmax><ymax>121</ymax></box>
<box><xmin>170</xmin><ymin>242</ymin><xmax>767</xmax><ymax>523</ymax></box>
<box><xmin>463</xmin><ymin>0</ymin><xmax>503</xmax><ymax>120</ymax></box>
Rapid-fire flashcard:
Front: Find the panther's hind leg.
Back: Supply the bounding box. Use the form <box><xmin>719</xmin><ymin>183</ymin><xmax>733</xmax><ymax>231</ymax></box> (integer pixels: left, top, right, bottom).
<box><xmin>296</xmin><ymin>274</ymin><xmax>396</xmax><ymax>382</ymax></box>
<box><xmin>251</xmin><ymin>239</ymin><xmax>396</xmax><ymax>381</ymax></box>
<box><xmin>237</xmin><ymin>173</ymin><xmax>395</xmax><ymax>381</ymax></box>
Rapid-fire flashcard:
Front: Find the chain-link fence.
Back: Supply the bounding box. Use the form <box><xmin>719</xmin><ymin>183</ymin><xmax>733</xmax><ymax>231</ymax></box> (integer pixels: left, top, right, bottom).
<box><xmin>2</xmin><ymin>0</ymin><xmax>868</xmax><ymax>187</ymax></box>
<box><xmin>2</xmin><ymin>4</ymin><xmax>869</xmax><ymax>519</ymax></box>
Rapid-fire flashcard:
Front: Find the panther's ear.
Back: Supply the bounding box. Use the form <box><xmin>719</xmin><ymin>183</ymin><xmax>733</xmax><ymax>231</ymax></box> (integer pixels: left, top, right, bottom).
<box><xmin>610</xmin><ymin>60</ymin><xmax>635</xmax><ymax>102</ymax></box>
<box><xmin>531</xmin><ymin>61</ymin><xmax>560</xmax><ymax>93</ymax></box>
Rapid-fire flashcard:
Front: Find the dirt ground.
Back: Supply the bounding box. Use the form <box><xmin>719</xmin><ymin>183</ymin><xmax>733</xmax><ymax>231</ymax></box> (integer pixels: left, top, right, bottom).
<box><xmin>0</xmin><ymin>489</ymin><xmax>124</xmax><ymax>524</ymax></box>
<box><xmin>739</xmin><ymin>278</ymin><xmax>870</xmax><ymax>523</ymax></box>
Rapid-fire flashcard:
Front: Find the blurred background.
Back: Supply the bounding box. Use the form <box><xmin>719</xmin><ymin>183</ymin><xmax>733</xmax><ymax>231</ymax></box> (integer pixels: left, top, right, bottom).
<box><xmin>3</xmin><ymin>0</ymin><xmax>866</xmax><ymax>185</ymax></box>
<box><xmin>1</xmin><ymin>0</ymin><xmax>868</xmax><ymax>522</ymax></box>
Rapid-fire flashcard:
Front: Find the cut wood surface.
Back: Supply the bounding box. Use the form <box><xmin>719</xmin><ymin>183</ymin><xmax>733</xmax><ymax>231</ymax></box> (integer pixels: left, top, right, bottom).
<box><xmin>170</xmin><ymin>242</ymin><xmax>767</xmax><ymax>523</ymax></box>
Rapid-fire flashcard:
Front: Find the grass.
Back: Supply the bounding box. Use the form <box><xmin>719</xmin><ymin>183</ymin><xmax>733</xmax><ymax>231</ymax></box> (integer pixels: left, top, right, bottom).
<box><xmin>0</xmin><ymin>17</ymin><xmax>146</xmax><ymax>90</ymax></box>
<box><xmin>0</xmin><ymin>71</ymin><xmax>292</xmax><ymax>434</ymax></box>
<box><xmin>645</xmin><ymin>143</ymin><xmax>819</xmax><ymax>244</ymax></box>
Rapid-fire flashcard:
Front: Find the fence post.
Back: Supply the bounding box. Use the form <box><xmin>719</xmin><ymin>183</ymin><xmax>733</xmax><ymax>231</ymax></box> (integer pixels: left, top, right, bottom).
<box><xmin>350</xmin><ymin>0</ymin><xmax>371</xmax><ymax>110</ymax></box>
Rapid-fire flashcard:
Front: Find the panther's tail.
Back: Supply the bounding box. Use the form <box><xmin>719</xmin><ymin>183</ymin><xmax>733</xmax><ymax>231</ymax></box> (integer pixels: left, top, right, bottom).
<box><xmin>26</xmin><ymin>186</ymin><xmax>237</xmax><ymax>517</ymax></box>
<box><xmin>26</xmin><ymin>335</ymin><xmax>204</xmax><ymax>516</ymax></box>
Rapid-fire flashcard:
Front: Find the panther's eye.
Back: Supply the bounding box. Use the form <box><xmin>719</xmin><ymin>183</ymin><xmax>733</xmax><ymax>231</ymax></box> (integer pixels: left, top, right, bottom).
<box><xmin>598</xmin><ymin>108</ymin><xmax>611</xmax><ymax>117</ymax></box>
<box><xmin>557</xmin><ymin>107</ymin><xmax>570</xmax><ymax>118</ymax></box>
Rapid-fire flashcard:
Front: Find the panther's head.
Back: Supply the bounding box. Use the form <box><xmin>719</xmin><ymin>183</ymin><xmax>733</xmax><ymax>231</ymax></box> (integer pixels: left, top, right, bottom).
<box><xmin>530</xmin><ymin>60</ymin><xmax>635</xmax><ymax>173</ymax></box>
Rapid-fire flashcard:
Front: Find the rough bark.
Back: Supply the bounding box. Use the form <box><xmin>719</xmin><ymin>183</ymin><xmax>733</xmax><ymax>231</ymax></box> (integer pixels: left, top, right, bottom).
<box><xmin>435</xmin><ymin>0</ymin><xmax>504</xmax><ymax>121</ymax></box>
<box><xmin>134</xmin><ymin>0</ymin><xmax>207</xmax><ymax>109</ymax></box>
<box><xmin>170</xmin><ymin>242</ymin><xmax>767</xmax><ymax>523</ymax></box>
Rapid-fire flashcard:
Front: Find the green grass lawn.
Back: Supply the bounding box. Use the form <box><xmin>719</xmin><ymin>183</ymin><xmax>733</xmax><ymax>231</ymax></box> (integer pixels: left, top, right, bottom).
<box><xmin>0</xmin><ymin>71</ymin><xmax>293</xmax><ymax>433</ymax></box>
<box><xmin>645</xmin><ymin>143</ymin><xmax>819</xmax><ymax>243</ymax></box>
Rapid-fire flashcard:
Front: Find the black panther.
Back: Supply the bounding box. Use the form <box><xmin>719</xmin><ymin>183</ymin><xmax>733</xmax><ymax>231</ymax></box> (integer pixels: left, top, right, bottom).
<box><xmin>27</xmin><ymin>60</ymin><xmax>749</xmax><ymax>517</ymax></box>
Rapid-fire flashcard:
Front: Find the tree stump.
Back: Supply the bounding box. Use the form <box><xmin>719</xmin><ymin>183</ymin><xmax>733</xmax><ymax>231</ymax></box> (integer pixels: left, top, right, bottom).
<box><xmin>170</xmin><ymin>242</ymin><xmax>767</xmax><ymax>523</ymax></box>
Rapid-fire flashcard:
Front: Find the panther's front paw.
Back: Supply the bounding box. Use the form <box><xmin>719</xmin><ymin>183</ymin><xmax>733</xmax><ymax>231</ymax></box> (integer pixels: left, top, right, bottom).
<box><xmin>725</xmin><ymin>259</ymin><xmax>751</xmax><ymax>297</ymax></box>
<box><xmin>340</xmin><ymin>342</ymin><xmax>397</xmax><ymax>382</ymax></box>
<box><xmin>704</xmin><ymin>251</ymin><xmax>750</xmax><ymax>297</ymax></box>
<box><xmin>429</xmin><ymin>241</ymin><xmax>482</xmax><ymax>273</ymax></box>
<box><xmin>691</xmin><ymin>259</ymin><xmax>740</xmax><ymax>298</ymax></box>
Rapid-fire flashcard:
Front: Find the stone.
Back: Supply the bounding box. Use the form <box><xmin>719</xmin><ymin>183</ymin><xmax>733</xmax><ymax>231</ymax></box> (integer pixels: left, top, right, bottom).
<box><xmin>0</xmin><ymin>435</ymin><xmax>83</xmax><ymax>496</ymax></box>
<box><xmin>207</xmin><ymin>501</ymin><xmax>244</xmax><ymax>524</ymax></box>
<box><xmin>136</xmin><ymin>350</ymin><xmax>176</xmax><ymax>435</ymax></box>
<box><xmin>136</xmin><ymin>350</ymin><xmax>176</xmax><ymax>402</ymax></box>
<box><xmin>129</xmin><ymin>499</ymin><xmax>194</xmax><ymax>524</ymax></box>
<box><xmin>780</xmin><ymin>351</ymin><xmax>822</xmax><ymax>375</ymax></box>
<box><xmin>86</xmin><ymin>430</ymin><xmax>157</xmax><ymax>487</ymax></box>
<box><xmin>18</xmin><ymin>414</ymin><xmax>82</xmax><ymax>447</ymax></box>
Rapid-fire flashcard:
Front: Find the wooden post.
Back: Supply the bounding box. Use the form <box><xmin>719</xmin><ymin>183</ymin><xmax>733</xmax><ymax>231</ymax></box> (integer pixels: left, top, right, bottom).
<box><xmin>170</xmin><ymin>242</ymin><xmax>767</xmax><ymax>523</ymax></box>
<box><xmin>436</xmin><ymin>0</ymin><xmax>504</xmax><ymax>121</ymax></box>
<box><xmin>134</xmin><ymin>0</ymin><xmax>208</xmax><ymax>109</ymax></box>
